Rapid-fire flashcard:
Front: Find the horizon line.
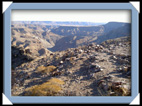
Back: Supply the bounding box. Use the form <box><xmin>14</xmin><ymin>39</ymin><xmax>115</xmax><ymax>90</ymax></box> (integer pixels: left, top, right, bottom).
<box><xmin>11</xmin><ymin>21</ymin><xmax>131</xmax><ymax>24</ymax></box>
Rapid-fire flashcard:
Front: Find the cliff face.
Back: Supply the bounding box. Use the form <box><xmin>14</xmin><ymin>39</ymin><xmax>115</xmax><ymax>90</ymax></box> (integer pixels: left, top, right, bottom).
<box><xmin>50</xmin><ymin>22</ymin><xmax>131</xmax><ymax>51</ymax></box>
<box><xmin>11</xmin><ymin>21</ymin><xmax>131</xmax><ymax>52</ymax></box>
<box><xmin>12</xmin><ymin>46</ymin><xmax>34</xmax><ymax>69</ymax></box>
<box><xmin>50</xmin><ymin>25</ymin><xmax>104</xmax><ymax>36</ymax></box>
<box><xmin>95</xmin><ymin>23</ymin><xmax>131</xmax><ymax>44</ymax></box>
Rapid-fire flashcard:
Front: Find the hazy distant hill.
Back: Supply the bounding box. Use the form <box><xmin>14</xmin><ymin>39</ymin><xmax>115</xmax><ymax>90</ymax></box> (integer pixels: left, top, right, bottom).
<box><xmin>103</xmin><ymin>22</ymin><xmax>128</xmax><ymax>33</ymax></box>
<box><xmin>50</xmin><ymin>22</ymin><xmax>131</xmax><ymax>51</ymax></box>
<box><xmin>11</xmin><ymin>21</ymin><xmax>131</xmax><ymax>52</ymax></box>
<box><xmin>51</xmin><ymin>25</ymin><xmax>104</xmax><ymax>36</ymax></box>
<box><xmin>12</xmin><ymin>21</ymin><xmax>105</xmax><ymax>26</ymax></box>
<box><xmin>95</xmin><ymin>22</ymin><xmax>131</xmax><ymax>44</ymax></box>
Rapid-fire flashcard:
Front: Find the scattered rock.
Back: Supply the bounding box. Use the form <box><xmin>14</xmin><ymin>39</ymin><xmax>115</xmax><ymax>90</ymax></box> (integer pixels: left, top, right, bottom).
<box><xmin>12</xmin><ymin>38</ymin><xmax>131</xmax><ymax>96</ymax></box>
<box><xmin>12</xmin><ymin>46</ymin><xmax>34</xmax><ymax>69</ymax></box>
<box><xmin>25</xmin><ymin>49</ymin><xmax>32</xmax><ymax>54</ymax></box>
<box><xmin>65</xmin><ymin>58</ymin><xmax>70</xmax><ymax>61</ymax></box>
<box><xmin>51</xmin><ymin>71</ymin><xmax>63</xmax><ymax>77</ymax></box>
<box><xmin>60</xmin><ymin>61</ymin><xmax>64</xmax><ymax>64</ymax></box>
<box><xmin>112</xmin><ymin>55</ymin><xmax>117</xmax><ymax>60</ymax></box>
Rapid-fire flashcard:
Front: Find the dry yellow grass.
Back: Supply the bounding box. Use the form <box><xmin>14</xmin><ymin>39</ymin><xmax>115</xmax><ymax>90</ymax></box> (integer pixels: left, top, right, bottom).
<box><xmin>45</xmin><ymin>66</ymin><xmax>57</xmax><ymax>73</ymax></box>
<box><xmin>36</xmin><ymin>65</ymin><xmax>47</xmax><ymax>72</ymax></box>
<box><xmin>24</xmin><ymin>78</ymin><xmax>64</xmax><ymax>96</ymax></box>
<box><xmin>47</xmin><ymin>78</ymin><xmax>65</xmax><ymax>85</ymax></box>
<box><xmin>24</xmin><ymin>84</ymin><xmax>61</xmax><ymax>96</ymax></box>
<box><xmin>36</xmin><ymin>65</ymin><xmax>56</xmax><ymax>74</ymax></box>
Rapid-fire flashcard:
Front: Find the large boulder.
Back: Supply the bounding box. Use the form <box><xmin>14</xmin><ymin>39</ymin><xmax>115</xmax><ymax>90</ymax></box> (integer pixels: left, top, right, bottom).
<box><xmin>12</xmin><ymin>46</ymin><xmax>34</xmax><ymax>69</ymax></box>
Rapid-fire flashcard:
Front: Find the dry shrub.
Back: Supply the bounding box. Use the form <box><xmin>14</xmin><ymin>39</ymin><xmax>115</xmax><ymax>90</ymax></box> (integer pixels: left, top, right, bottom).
<box><xmin>24</xmin><ymin>84</ymin><xmax>61</xmax><ymax>96</ymax></box>
<box><xmin>97</xmin><ymin>81</ymin><xmax>131</xmax><ymax>96</ymax></box>
<box><xmin>36</xmin><ymin>65</ymin><xmax>46</xmax><ymax>72</ymax></box>
<box><xmin>112</xmin><ymin>86</ymin><xmax>130</xmax><ymax>96</ymax></box>
<box><xmin>45</xmin><ymin>66</ymin><xmax>57</xmax><ymax>73</ymax></box>
<box><xmin>45</xmin><ymin>78</ymin><xmax>65</xmax><ymax>85</ymax></box>
<box><xmin>24</xmin><ymin>78</ymin><xmax>64</xmax><ymax>96</ymax></box>
<box><xmin>70</xmin><ymin>52</ymin><xmax>74</xmax><ymax>57</ymax></box>
<box><xmin>36</xmin><ymin>65</ymin><xmax>56</xmax><ymax>74</ymax></box>
<box><xmin>69</xmin><ymin>57</ymin><xmax>74</xmax><ymax>62</ymax></box>
<box><xmin>55</xmin><ymin>56</ymin><xmax>60</xmax><ymax>61</ymax></box>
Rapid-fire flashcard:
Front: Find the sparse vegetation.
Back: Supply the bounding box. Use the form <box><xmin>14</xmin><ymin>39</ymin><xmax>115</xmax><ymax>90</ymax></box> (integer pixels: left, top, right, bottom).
<box><xmin>36</xmin><ymin>65</ymin><xmax>57</xmax><ymax>74</ymax></box>
<box><xmin>97</xmin><ymin>85</ymin><xmax>131</xmax><ymax>96</ymax></box>
<box><xmin>24</xmin><ymin>78</ymin><xmax>64</xmax><ymax>96</ymax></box>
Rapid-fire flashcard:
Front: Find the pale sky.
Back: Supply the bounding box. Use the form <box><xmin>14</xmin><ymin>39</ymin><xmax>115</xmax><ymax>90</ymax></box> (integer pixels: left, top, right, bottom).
<box><xmin>11</xmin><ymin>10</ymin><xmax>131</xmax><ymax>23</ymax></box>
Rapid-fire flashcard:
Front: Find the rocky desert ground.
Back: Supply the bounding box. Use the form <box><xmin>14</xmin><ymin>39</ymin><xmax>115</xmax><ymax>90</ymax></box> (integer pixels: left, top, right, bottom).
<box><xmin>11</xmin><ymin>37</ymin><xmax>131</xmax><ymax>96</ymax></box>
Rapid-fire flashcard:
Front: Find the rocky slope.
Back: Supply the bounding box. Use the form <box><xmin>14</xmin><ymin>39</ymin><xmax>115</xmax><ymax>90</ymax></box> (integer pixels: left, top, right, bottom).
<box><xmin>11</xmin><ymin>36</ymin><xmax>131</xmax><ymax>96</ymax></box>
<box><xmin>95</xmin><ymin>23</ymin><xmax>131</xmax><ymax>44</ymax></box>
<box><xmin>12</xmin><ymin>46</ymin><xmax>34</xmax><ymax>69</ymax></box>
<box><xmin>11</xmin><ymin>21</ymin><xmax>131</xmax><ymax>52</ymax></box>
<box><xmin>50</xmin><ymin>22</ymin><xmax>131</xmax><ymax>51</ymax></box>
<box><xmin>11</xmin><ymin>24</ymin><xmax>60</xmax><ymax>56</ymax></box>
<box><xmin>50</xmin><ymin>25</ymin><xmax>104</xmax><ymax>36</ymax></box>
